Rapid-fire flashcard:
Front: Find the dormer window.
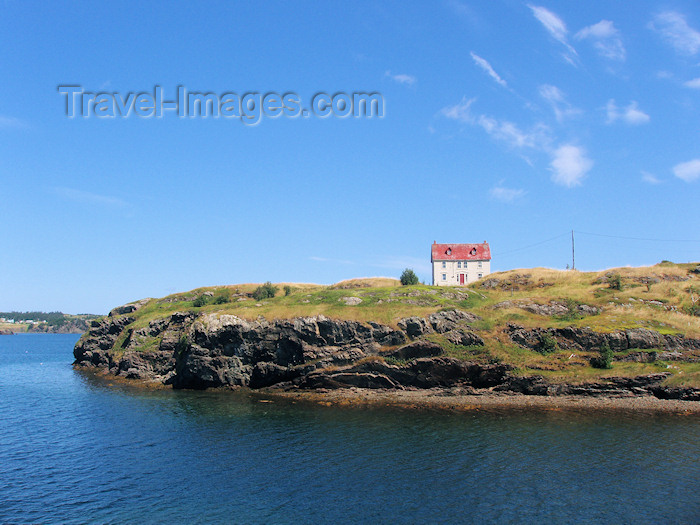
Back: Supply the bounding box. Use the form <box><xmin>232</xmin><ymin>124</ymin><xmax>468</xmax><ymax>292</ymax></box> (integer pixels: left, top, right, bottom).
<box><xmin>470</xmin><ymin>248</ymin><xmax>477</xmax><ymax>256</ymax></box>
<box><xmin>446</xmin><ymin>248</ymin><xmax>452</xmax><ymax>256</ymax></box>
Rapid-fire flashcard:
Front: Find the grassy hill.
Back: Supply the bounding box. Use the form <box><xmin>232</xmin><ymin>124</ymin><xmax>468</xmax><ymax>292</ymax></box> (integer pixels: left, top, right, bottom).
<box><xmin>98</xmin><ymin>262</ymin><xmax>700</xmax><ymax>387</ymax></box>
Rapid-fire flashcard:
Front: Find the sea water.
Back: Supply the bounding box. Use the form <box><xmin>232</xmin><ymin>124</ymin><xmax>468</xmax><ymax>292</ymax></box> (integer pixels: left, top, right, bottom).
<box><xmin>1</xmin><ymin>334</ymin><xmax>698</xmax><ymax>524</ymax></box>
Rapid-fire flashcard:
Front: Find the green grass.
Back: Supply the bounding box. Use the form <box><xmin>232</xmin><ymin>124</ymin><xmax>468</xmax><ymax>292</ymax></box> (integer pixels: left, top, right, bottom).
<box><xmin>89</xmin><ymin>263</ymin><xmax>700</xmax><ymax>387</ymax></box>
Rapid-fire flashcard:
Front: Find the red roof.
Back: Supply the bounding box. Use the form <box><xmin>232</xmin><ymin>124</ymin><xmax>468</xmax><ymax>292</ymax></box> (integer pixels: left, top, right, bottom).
<box><xmin>431</xmin><ymin>242</ymin><xmax>491</xmax><ymax>261</ymax></box>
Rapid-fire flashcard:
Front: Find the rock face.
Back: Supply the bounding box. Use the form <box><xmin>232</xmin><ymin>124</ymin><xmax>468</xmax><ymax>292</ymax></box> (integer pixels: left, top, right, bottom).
<box><xmin>505</xmin><ymin>324</ymin><xmax>700</xmax><ymax>356</ymax></box>
<box><xmin>73</xmin><ymin>308</ymin><xmax>700</xmax><ymax>400</ymax></box>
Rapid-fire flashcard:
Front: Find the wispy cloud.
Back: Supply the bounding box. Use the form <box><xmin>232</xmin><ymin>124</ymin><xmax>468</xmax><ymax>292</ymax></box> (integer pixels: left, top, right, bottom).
<box><xmin>441</xmin><ymin>96</ymin><xmax>476</xmax><ymax>121</ymax></box>
<box><xmin>0</xmin><ymin>116</ymin><xmax>29</xmax><ymax>130</ymax></box>
<box><xmin>575</xmin><ymin>20</ymin><xmax>625</xmax><ymax>61</ymax></box>
<box><xmin>649</xmin><ymin>11</ymin><xmax>700</xmax><ymax>55</ymax></box>
<box><xmin>673</xmin><ymin>159</ymin><xmax>700</xmax><ymax>182</ymax></box>
<box><xmin>641</xmin><ymin>171</ymin><xmax>662</xmax><ymax>184</ymax></box>
<box><xmin>441</xmin><ymin>98</ymin><xmax>594</xmax><ymax>188</ymax></box>
<box><xmin>309</xmin><ymin>256</ymin><xmax>356</xmax><ymax>265</ymax></box>
<box><xmin>606</xmin><ymin>100</ymin><xmax>650</xmax><ymax>125</ymax></box>
<box><xmin>442</xmin><ymin>97</ymin><xmax>550</xmax><ymax>150</ymax></box>
<box><xmin>470</xmin><ymin>52</ymin><xmax>507</xmax><ymax>87</ymax></box>
<box><xmin>476</xmin><ymin>115</ymin><xmax>549</xmax><ymax>150</ymax></box>
<box><xmin>385</xmin><ymin>70</ymin><xmax>416</xmax><ymax>86</ymax></box>
<box><xmin>490</xmin><ymin>185</ymin><xmax>526</xmax><ymax>202</ymax></box>
<box><xmin>54</xmin><ymin>187</ymin><xmax>128</xmax><ymax>207</ymax></box>
<box><xmin>528</xmin><ymin>4</ymin><xmax>578</xmax><ymax>65</ymax></box>
<box><xmin>549</xmin><ymin>145</ymin><xmax>592</xmax><ymax>187</ymax></box>
<box><xmin>684</xmin><ymin>77</ymin><xmax>700</xmax><ymax>88</ymax></box>
<box><xmin>538</xmin><ymin>84</ymin><xmax>581</xmax><ymax>121</ymax></box>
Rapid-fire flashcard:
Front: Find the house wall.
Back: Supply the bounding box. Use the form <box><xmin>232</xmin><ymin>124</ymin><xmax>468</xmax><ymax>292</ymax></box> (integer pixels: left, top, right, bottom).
<box><xmin>432</xmin><ymin>259</ymin><xmax>491</xmax><ymax>286</ymax></box>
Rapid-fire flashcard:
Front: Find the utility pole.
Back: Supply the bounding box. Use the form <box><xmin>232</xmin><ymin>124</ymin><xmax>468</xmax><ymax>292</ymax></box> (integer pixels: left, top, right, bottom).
<box><xmin>571</xmin><ymin>230</ymin><xmax>575</xmax><ymax>270</ymax></box>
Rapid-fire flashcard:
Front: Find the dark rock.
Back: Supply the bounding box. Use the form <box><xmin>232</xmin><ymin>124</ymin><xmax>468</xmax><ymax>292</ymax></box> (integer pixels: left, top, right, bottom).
<box><xmin>427</xmin><ymin>309</ymin><xmax>480</xmax><ymax>333</ymax></box>
<box><xmin>108</xmin><ymin>299</ymin><xmax>149</xmax><ymax>317</ymax></box>
<box><xmin>444</xmin><ymin>329</ymin><xmax>484</xmax><ymax>347</ymax></box>
<box><xmin>386</xmin><ymin>341</ymin><xmax>444</xmax><ymax>360</ymax></box>
<box><xmin>398</xmin><ymin>316</ymin><xmax>432</xmax><ymax>338</ymax></box>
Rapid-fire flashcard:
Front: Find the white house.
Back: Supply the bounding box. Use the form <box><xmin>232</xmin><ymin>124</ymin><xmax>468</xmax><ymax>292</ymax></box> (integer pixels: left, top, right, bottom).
<box><xmin>431</xmin><ymin>241</ymin><xmax>491</xmax><ymax>286</ymax></box>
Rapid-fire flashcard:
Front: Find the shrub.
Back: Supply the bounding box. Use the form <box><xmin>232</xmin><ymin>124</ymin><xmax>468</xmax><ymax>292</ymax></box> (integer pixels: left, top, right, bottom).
<box><xmin>192</xmin><ymin>295</ymin><xmax>209</xmax><ymax>307</ymax></box>
<box><xmin>608</xmin><ymin>273</ymin><xmax>623</xmax><ymax>291</ymax></box>
<box><xmin>175</xmin><ymin>335</ymin><xmax>189</xmax><ymax>356</ymax></box>
<box><xmin>213</xmin><ymin>293</ymin><xmax>230</xmax><ymax>305</ymax></box>
<box><xmin>284</xmin><ymin>285</ymin><xmax>292</xmax><ymax>296</ymax></box>
<box><xmin>557</xmin><ymin>298</ymin><xmax>583</xmax><ymax>321</ymax></box>
<box><xmin>400</xmin><ymin>268</ymin><xmax>419</xmax><ymax>286</ymax></box>
<box><xmin>253</xmin><ymin>281</ymin><xmax>278</xmax><ymax>300</ymax></box>
<box><xmin>590</xmin><ymin>340</ymin><xmax>613</xmax><ymax>369</ymax></box>
<box><xmin>536</xmin><ymin>333</ymin><xmax>558</xmax><ymax>355</ymax></box>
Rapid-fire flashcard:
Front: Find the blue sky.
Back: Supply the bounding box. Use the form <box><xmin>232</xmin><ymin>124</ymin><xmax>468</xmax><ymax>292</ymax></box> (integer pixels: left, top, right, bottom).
<box><xmin>1</xmin><ymin>0</ymin><xmax>699</xmax><ymax>314</ymax></box>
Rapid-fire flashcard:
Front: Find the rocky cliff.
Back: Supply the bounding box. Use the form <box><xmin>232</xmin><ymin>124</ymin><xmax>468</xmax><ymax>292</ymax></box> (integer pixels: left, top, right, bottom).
<box><xmin>73</xmin><ymin>304</ymin><xmax>700</xmax><ymax>401</ymax></box>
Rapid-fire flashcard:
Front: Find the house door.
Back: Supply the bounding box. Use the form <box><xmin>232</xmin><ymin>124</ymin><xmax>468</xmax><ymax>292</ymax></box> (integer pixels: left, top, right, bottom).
<box><xmin>459</xmin><ymin>274</ymin><xmax>465</xmax><ymax>285</ymax></box>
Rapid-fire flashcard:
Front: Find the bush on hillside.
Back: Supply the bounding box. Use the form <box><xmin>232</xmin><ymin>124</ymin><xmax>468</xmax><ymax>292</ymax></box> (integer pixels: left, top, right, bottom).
<box><xmin>590</xmin><ymin>340</ymin><xmax>614</xmax><ymax>369</ymax></box>
<box><xmin>253</xmin><ymin>282</ymin><xmax>278</xmax><ymax>300</ymax></box>
<box><xmin>192</xmin><ymin>295</ymin><xmax>209</xmax><ymax>307</ymax></box>
<box><xmin>608</xmin><ymin>273</ymin><xmax>623</xmax><ymax>291</ymax></box>
<box><xmin>400</xmin><ymin>268</ymin><xmax>419</xmax><ymax>286</ymax></box>
<box><xmin>536</xmin><ymin>333</ymin><xmax>558</xmax><ymax>355</ymax></box>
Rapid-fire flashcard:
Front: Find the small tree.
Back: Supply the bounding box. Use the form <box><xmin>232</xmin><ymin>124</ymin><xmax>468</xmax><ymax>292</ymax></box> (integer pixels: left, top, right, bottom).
<box><xmin>590</xmin><ymin>340</ymin><xmax>614</xmax><ymax>369</ymax></box>
<box><xmin>400</xmin><ymin>268</ymin><xmax>419</xmax><ymax>286</ymax></box>
<box><xmin>192</xmin><ymin>295</ymin><xmax>209</xmax><ymax>307</ymax></box>
<box><xmin>253</xmin><ymin>281</ymin><xmax>278</xmax><ymax>300</ymax></box>
<box><xmin>536</xmin><ymin>333</ymin><xmax>558</xmax><ymax>355</ymax></box>
<box><xmin>284</xmin><ymin>285</ymin><xmax>292</xmax><ymax>296</ymax></box>
<box><xmin>608</xmin><ymin>274</ymin><xmax>623</xmax><ymax>291</ymax></box>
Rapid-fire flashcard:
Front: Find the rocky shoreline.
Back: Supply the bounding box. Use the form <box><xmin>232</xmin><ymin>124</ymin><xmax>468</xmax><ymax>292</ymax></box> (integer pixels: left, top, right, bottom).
<box><xmin>72</xmin><ymin>303</ymin><xmax>700</xmax><ymax>406</ymax></box>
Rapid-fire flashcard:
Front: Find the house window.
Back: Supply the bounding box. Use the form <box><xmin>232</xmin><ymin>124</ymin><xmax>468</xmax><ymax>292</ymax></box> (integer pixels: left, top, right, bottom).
<box><xmin>478</xmin><ymin>273</ymin><xmax>483</xmax><ymax>279</ymax></box>
<box><xmin>442</xmin><ymin>261</ymin><xmax>446</xmax><ymax>268</ymax></box>
<box><xmin>457</xmin><ymin>261</ymin><xmax>461</xmax><ymax>268</ymax></box>
<box><xmin>478</xmin><ymin>261</ymin><xmax>482</xmax><ymax>269</ymax></box>
<box><xmin>463</xmin><ymin>261</ymin><xmax>467</xmax><ymax>269</ymax></box>
<box><xmin>441</xmin><ymin>273</ymin><xmax>446</xmax><ymax>281</ymax></box>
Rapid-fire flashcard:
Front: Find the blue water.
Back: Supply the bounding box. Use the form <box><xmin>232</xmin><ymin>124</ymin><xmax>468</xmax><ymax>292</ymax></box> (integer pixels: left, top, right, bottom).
<box><xmin>1</xmin><ymin>334</ymin><xmax>699</xmax><ymax>524</ymax></box>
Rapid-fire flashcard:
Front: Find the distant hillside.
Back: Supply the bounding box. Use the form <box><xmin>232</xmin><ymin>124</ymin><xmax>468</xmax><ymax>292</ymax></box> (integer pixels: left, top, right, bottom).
<box><xmin>0</xmin><ymin>311</ymin><xmax>99</xmax><ymax>334</ymax></box>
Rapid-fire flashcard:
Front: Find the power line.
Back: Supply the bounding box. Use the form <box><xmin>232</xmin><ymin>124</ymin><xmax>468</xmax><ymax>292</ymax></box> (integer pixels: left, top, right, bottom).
<box><xmin>575</xmin><ymin>231</ymin><xmax>700</xmax><ymax>243</ymax></box>
<box><xmin>492</xmin><ymin>232</ymin><xmax>569</xmax><ymax>256</ymax></box>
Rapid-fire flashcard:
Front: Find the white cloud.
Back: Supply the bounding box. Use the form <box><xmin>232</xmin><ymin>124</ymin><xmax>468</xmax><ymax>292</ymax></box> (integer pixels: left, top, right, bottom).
<box><xmin>54</xmin><ymin>187</ymin><xmax>128</xmax><ymax>207</ymax></box>
<box><xmin>549</xmin><ymin>145</ymin><xmax>592</xmax><ymax>187</ymax></box>
<box><xmin>385</xmin><ymin>70</ymin><xmax>416</xmax><ymax>86</ymax></box>
<box><xmin>490</xmin><ymin>186</ymin><xmax>526</xmax><ymax>202</ymax></box>
<box><xmin>649</xmin><ymin>11</ymin><xmax>700</xmax><ymax>55</ymax></box>
<box><xmin>441</xmin><ymin>97</ymin><xmax>551</xmax><ymax>151</ymax></box>
<box><xmin>309</xmin><ymin>256</ymin><xmax>355</xmax><ymax>265</ymax></box>
<box><xmin>575</xmin><ymin>20</ymin><xmax>626</xmax><ymax>61</ymax></box>
<box><xmin>470</xmin><ymin>52</ymin><xmax>507</xmax><ymax>87</ymax></box>
<box><xmin>606</xmin><ymin>100</ymin><xmax>650</xmax><ymax>125</ymax></box>
<box><xmin>641</xmin><ymin>171</ymin><xmax>662</xmax><ymax>184</ymax></box>
<box><xmin>673</xmin><ymin>159</ymin><xmax>700</xmax><ymax>182</ymax></box>
<box><xmin>528</xmin><ymin>4</ymin><xmax>578</xmax><ymax>65</ymax></box>
<box><xmin>441</xmin><ymin>96</ymin><xmax>476</xmax><ymax>121</ymax></box>
<box><xmin>538</xmin><ymin>84</ymin><xmax>581</xmax><ymax>121</ymax></box>
<box><xmin>477</xmin><ymin>116</ymin><xmax>549</xmax><ymax>149</ymax></box>
<box><xmin>684</xmin><ymin>77</ymin><xmax>700</xmax><ymax>88</ymax></box>
<box><xmin>0</xmin><ymin>116</ymin><xmax>29</xmax><ymax>129</ymax></box>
